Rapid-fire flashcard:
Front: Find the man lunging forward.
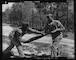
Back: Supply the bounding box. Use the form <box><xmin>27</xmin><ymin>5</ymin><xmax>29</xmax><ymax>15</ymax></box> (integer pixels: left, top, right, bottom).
<box><xmin>3</xmin><ymin>23</ymin><xmax>44</xmax><ymax>58</ymax></box>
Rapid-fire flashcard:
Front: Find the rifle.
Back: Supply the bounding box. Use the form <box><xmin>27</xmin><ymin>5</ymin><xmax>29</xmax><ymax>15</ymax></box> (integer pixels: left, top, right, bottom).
<box><xmin>23</xmin><ymin>34</ymin><xmax>47</xmax><ymax>43</ymax></box>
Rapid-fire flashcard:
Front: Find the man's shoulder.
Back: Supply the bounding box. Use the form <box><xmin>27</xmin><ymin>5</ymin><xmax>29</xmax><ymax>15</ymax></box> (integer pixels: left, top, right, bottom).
<box><xmin>9</xmin><ymin>29</ymin><xmax>17</xmax><ymax>35</ymax></box>
<box><xmin>9</xmin><ymin>30</ymin><xmax>15</xmax><ymax>38</ymax></box>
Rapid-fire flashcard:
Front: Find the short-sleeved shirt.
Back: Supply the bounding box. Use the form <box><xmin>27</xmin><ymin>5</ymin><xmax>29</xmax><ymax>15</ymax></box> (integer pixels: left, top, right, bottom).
<box><xmin>9</xmin><ymin>29</ymin><xmax>22</xmax><ymax>42</ymax></box>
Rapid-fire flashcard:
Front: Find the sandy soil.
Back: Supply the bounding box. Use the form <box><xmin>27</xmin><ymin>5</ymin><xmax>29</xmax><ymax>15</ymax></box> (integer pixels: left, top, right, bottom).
<box><xmin>2</xmin><ymin>25</ymin><xmax>74</xmax><ymax>59</ymax></box>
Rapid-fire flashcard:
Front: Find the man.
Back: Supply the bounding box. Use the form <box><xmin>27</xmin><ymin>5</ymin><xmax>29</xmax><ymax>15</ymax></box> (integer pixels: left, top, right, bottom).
<box><xmin>3</xmin><ymin>23</ymin><xmax>44</xmax><ymax>58</ymax></box>
<box><xmin>44</xmin><ymin>14</ymin><xmax>65</xmax><ymax>58</ymax></box>
<box><xmin>3</xmin><ymin>27</ymin><xmax>25</xmax><ymax>57</ymax></box>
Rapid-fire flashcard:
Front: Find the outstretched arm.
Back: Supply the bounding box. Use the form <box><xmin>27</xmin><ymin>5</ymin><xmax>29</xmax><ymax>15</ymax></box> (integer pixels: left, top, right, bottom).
<box><xmin>27</xmin><ymin>27</ymin><xmax>45</xmax><ymax>34</ymax></box>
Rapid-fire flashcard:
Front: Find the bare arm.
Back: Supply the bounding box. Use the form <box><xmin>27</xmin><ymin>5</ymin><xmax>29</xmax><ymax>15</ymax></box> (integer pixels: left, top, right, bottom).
<box><xmin>51</xmin><ymin>21</ymin><xmax>65</xmax><ymax>33</ymax></box>
<box><xmin>57</xmin><ymin>21</ymin><xmax>65</xmax><ymax>31</ymax></box>
<box><xmin>27</xmin><ymin>27</ymin><xmax>44</xmax><ymax>34</ymax></box>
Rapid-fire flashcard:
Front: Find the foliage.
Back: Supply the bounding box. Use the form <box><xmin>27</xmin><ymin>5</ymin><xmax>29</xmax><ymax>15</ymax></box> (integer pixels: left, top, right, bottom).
<box><xmin>2</xmin><ymin>8</ymin><xmax>11</xmax><ymax>23</ymax></box>
<box><xmin>8</xmin><ymin>3</ymin><xmax>23</xmax><ymax>26</ymax></box>
<box><xmin>2</xmin><ymin>1</ymin><xmax>74</xmax><ymax>31</ymax></box>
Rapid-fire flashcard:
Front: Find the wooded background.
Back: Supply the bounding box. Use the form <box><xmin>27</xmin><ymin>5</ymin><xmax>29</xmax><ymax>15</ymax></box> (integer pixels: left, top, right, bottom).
<box><xmin>2</xmin><ymin>0</ymin><xmax>74</xmax><ymax>32</ymax></box>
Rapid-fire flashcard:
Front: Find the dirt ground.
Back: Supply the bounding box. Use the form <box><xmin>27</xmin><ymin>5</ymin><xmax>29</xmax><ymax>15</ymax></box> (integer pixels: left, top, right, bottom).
<box><xmin>2</xmin><ymin>25</ymin><xmax>74</xmax><ymax>59</ymax></box>
<box><xmin>64</xmin><ymin>32</ymin><xmax>74</xmax><ymax>40</ymax></box>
